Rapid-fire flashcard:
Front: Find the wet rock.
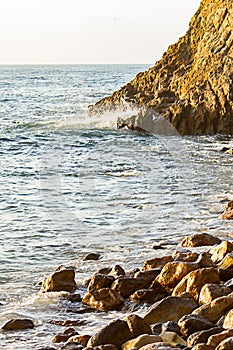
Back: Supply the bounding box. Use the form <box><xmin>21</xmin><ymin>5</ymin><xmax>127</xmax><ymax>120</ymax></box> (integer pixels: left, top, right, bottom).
<box><xmin>195</xmin><ymin>252</ymin><xmax>215</xmax><ymax>268</ymax></box>
<box><xmin>67</xmin><ymin>335</ymin><xmax>91</xmax><ymax>346</ymax></box>
<box><xmin>109</xmin><ymin>265</ymin><xmax>125</xmax><ymax>277</ymax></box>
<box><xmin>143</xmin><ymin>296</ymin><xmax>197</xmax><ymax>325</ymax></box>
<box><xmin>139</xmin><ymin>343</ymin><xmax>183</xmax><ymax>350</ymax></box>
<box><xmin>191</xmin><ymin>345</ymin><xmax>215</xmax><ymax>350</ymax></box>
<box><xmin>211</xmin><ymin>241</ymin><xmax>233</xmax><ymax>263</ymax></box>
<box><xmin>60</xmin><ymin>343</ymin><xmax>84</xmax><ymax>350</ymax></box>
<box><xmin>207</xmin><ymin>329</ymin><xmax>233</xmax><ymax>347</ymax></box>
<box><xmin>187</xmin><ymin>327</ymin><xmax>224</xmax><ymax>347</ymax></box>
<box><xmin>66</xmin><ymin>293</ymin><xmax>82</xmax><ymax>303</ymax></box>
<box><xmin>2</xmin><ymin>318</ymin><xmax>34</xmax><ymax>330</ymax></box>
<box><xmin>36</xmin><ymin>347</ymin><xmax>57</xmax><ymax>350</ymax></box>
<box><xmin>134</xmin><ymin>269</ymin><xmax>161</xmax><ymax>285</ymax></box>
<box><xmin>48</xmin><ymin>319</ymin><xmax>86</xmax><ymax>327</ymax></box>
<box><xmin>82</xmin><ymin>288</ymin><xmax>124</xmax><ymax>311</ymax></box>
<box><xmin>122</xmin><ymin>334</ymin><xmax>162</xmax><ymax>350</ymax></box>
<box><xmin>41</xmin><ymin>268</ymin><xmax>77</xmax><ymax>292</ymax></box>
<box><xmin>180</xmin><ymin>233</ymin><xmax>221</xmax><ymax>248</ymax></box>
<box><xmin>87</xmin><ymin>319</ymin><xmax>132</xmax><ymax>349</ymax></box>
<box><xmin>219</xmin><ymin>269</ymin><xmax>233</xmax><ymax>282</ymax></box>
<box><xmin>87</xmin><ymin>274</ymin><xmax>115</xmax><ymax>292</ymax></box>
<box><xmin>218</xmin><ymin>253</ymin><xmax>233</xmax><ymax>270</ymax></box>
<box><xmin>52</xmin><ymin>328</ymin><xmax>79</xmax><ymax>343</ymax></box>
<box><xmin>125</xmin><ymin>314</ymin><xmax>152</xmax><ymax>337</ymax></box>
<box><xmin>152</xmin><ymin>323</ymin><xmax>163</xmax><ymax>335</ymax></box>
<box><xmin>192</xmin><ymin>293</ymin><xmax>233</xmax><ymax>323</ymax></box>
<box><xmin>83</xmin><ymin>253</ymin><xmax>101</xmax><ymax>261</ymax></box>
<box><xmin>84</xmin><ymin>346</ymin><xmax>118</xmax><ymax>350</ymax></box>
<box><xmin>172</xmin><ymin>267</ymin><xmax>220</xmax><ymax>300</ymax></box>
<box><xmin>130</xmin><ymin>286</ymin><xmax>168</xmax><ymax>304</ymax></box>
<box><xmin>173</xmin><ymin>252</ymin><xmax>199</xmax><ymax>263</ymax></box>
<box><xmin>221</xmin><ymin>210</ymin><xmax>233</xmax><ymax>220</ymax></box>
<box><xmin>199</xmin><ymin>283</ymin><xmax>232</xmax><ymax>305</ymax></box>
<box><xmin>178</xmin><ymin>314</ymin><xmax>213</xmax><ymax>337</ymax></box>
<box><xmin>143</xmin><ymin>256</ymin><xmax>173</xmax><ymax>270</ymax></box>
<box><xmin>223</xmin><ymin>309</ymin><xmax>233</xmax><ymax>329</ymax></box>
<box><xmin>156</xmin><ymin>262</ymin><xmax>199</xmax><ymax>289</ymax></box>
<box><xmin>111</xmin><ymin>277</ymin><xmax>149</xmax><ymax>298</ymax></box>
<box><xmin>215</xmin><ymin>336</ymin><xmax>233</xmax><ymax>349</ymax></box>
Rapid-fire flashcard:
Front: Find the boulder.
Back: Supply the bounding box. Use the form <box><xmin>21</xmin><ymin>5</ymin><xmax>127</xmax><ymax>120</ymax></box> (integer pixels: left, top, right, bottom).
<box><xmin>180</xmin><ymin>233</ymin><xmax>221</xmax><ymax>248</ymax></box>
<box><xmin>87</xmin><ymin>319</ymin><xmax>132</xmax><ymax>349</ymax></box>
<box><xmin>172</xmin><ymin>267</ymin><xmax>220</xmax><ymax>300</ymax></box>
<box><xmin>52</xmin><ymin>328</ymin><xmax>79</xmax><ymax>343</ymax></box>
<box><xmin>187</xmin><ymin>327</ymin><xmax>224</xmax><ymax>347</ymax></box>
<box><xmin>122</xmin><ymin>334</ymin><xmax>162</xmax><ymax>350</ymax></box>
<box><xmin>67</xmin><ymin>335</ymin><xmax>91</xmax><ymax>346</ymax></box>
<box><xmin>125</xmin><ymin>314</ymin><xmax>152</xmax><ymax>337</ymax></box>
<box><xmin>223</xmin><ymin>309</ymin><xmax>233</xmax><ymax>329</ymax></box>
<box><xmin>142</xmin><ymin>256</ymin><xmax>173</xmax><ymax>270</ymax></box>
<box><xmin>82</xmin><ymin>288</ymin><xmax>124</xmax><ymax>311</ymax></box>
<box><xmin>111</xmin><ymin>277</ymin><xmax>149</xmax><ymax>298</ymax></box>
<box><xmin>173</xmin><ymin>251</ymin><xmax>199</xmax><ymax>262</ymax></box>
<box><xmin>207</xmin><ymin>329</ymin><xmax>233</xmax><ymax>347</ymax></box>
<box><xmin>192</xmin><ymin>293</ymin><xmax>233</xmax><ymax>323</ymax></box>
<box><xmin>134</xmin><ymin>269</ymin><xmax>161</xmax><ymax>285</ymax></box>
<box><xmin>160</xmin><ymin>332</ymin><xmax>186</xmax><ymax>346</ymax></box>
<box><xmin>156</xmin><ymin>262</ymin><xmax>199</xmax><ymax>289</ymax></box>
<box><xmin>87</xmin><ymin>274</ymin><xmax>115</xmax><ymax>292</ymax></box>
<box><xmin>129</xmin><ymin>287</ymin><xmax>168</xmax><ymax>304</ymax></box>
<box><xmin>191</xmin><ymin>345</ymin><xmax>215</xmax><ymax>350</ymax></box>
<box><xmin>218</xmin><ymin>253</ymin><xmax>233</xmax><ymax>270</ymax></box>
<box><xmin>211</xmin><ymin>241</ymin><xmax>233</xmax><ymax>263</ymax></box>
<box><xmin>216</xmin><ymin>337</ymin><xmax>233</xmax><ymax>350</ymax></box>
<box><xmin>161</xmin><ymin>322</ymin><xmax>180</xmax><ymax>336</ymax></box>
<box><xmin>2</xmin><ymin>318</ymin><xmax>34</xmax><ymax>330</ymax></box>
<box><xmin>139</xmin><ymin>343</ymin><xmax>183</xmax><ymax>350</ymax></box>
<box><xmin>178</xmin><ymin>314</ymin><xmax>213</xmax><ymax>337</ymax></box>
<box><xmin>199</xmin><ymin>283</ymin><xmax>232</xmax><ymax>305</ymax></box>
<box><xmin>109</xmin><ymin>265</ymin><xmax>125</xmax><ymax>277</ymax></box>
<box><xmin>83</xmin><ymin>253</ymin><xmax>101</xmax><ymax>261</ymax></box>
<box><xmin>41</xmin><ymin>268</ymin><xmax>76</xmax><ymax>292</ymax></box>
<box><xmin>219</xmin><ymin>269</ymin><xmax>233</xmax><ymax>282</ymax></box>
<box><xmin>143</xmin><ymin>296</ymin><xmax>197</xmax><ymax>325</ymax></box>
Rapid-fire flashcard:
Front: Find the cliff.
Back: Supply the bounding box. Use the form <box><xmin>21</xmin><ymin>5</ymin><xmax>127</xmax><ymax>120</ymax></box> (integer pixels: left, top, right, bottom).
<box><xmin>89</xmin><ymin>0</ymin><xmax>233</xmax><ymax>135</ymax></box>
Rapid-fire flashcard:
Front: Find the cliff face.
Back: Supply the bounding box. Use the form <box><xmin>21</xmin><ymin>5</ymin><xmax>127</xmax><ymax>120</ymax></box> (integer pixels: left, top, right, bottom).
<box><xmin>89</xmin><ymin>0</ymin><xmax>233</xmax><ymax>135</ymax></box>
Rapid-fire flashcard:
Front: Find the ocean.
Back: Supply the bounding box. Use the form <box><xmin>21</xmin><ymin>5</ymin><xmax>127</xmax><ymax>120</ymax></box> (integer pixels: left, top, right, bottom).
<box><xmin>0</xmin><ymin>64</ymin><xmax>233</xmax><ymax>349</ymax></box>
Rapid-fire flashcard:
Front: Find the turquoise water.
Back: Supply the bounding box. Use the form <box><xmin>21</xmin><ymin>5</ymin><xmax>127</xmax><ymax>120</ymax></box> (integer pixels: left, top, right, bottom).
<box><xmin>0</xmin><ymin>65</ymin><xmax>233</xmax><ymax>349</ymax></box>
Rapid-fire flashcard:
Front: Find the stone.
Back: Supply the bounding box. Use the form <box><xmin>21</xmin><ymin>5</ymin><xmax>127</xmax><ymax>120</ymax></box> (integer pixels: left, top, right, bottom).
<box><xmin>223</xmin><ymin>309</ymin><xmax>233</xmax><ymax>329</ymax></box>
<box><xmin>61</xmin><ymin>344</ymin><xmax>84</xmax><ymax>350</ymax></box>
<box><xmin>172</xmin><ymin>267</ymin><xmax>220</xmax><ymax>300</ymax></box>
<box><xmin>83</xmin><ymin>253</ymin><xmax>101</xmax><ymax>261</ymax></box>
<box><xmin>192</xmin><ymin>345</ymin><xmax>215</xmax><ymax>350</ymax></box>
<box><xmin>192</xmin><ymin>293</ymin><xmax>233</xmax><ymax>323</ymax></box>
<box><xmin>178</xmin><ymin>314</ymin><xmax>213</xmax><ymax>337</ymax></box>
<box><xmin>139</xmin><ymin>343</ymin><xmax>183</xmax><ymax>350</ymax></box>
<box><xmin>89</xmin><ymin>1</ymin><xmax>233</xmax><ymax>136</ymax></box>
<box><xmin>180</xmin><ymin>234</ymin><xmax>221</xmax><ymax>248</ymax></box>
<box><xmin>187</xmin><ymin>327</ymin><xmax>224</xmax><ymax>347</ymax></box>
<box><xmin>66</xmin><ymin>293</ymin><xmax>82</xmax><ymax>303</ymax></box>
<box><xmin>143</xmin><ymin>296</ymin><xmax>197</xmax><ymax>325</ymax></box>
<box><xmin>82</xmin><ymin>288</ymin><xmax>124</xmax><ymax>311</ymax></box>
<box><xmin>173</xmin><ymin>252</ymin><xmax>199</xmax><ymax>263</ymax></box>
<box><xmin>207</xmin><ymin>329</ymin><xmax>233</xmax><ymax>347</ymax></box>
<box><xmin>48</xmin><ymin>319</ymin><xmax>86</xmax><ymax>327</ymax></box>
<box><xmin>161</xmin><ymin>321</ymin><xmax>180</xmax><ymax>336</ymax></box>
<box><xmin>109</xmin><ymin>265</ymin><xmax>125</xmax><ymax>277</ymax></box>
<box><xmin>211</xmin><ymin>241</ymin><xmax>233</xmax><ymax>263</ymax></box>
<box><xmin>87</xmin><ymin>274</ymin><xmax>115</xmax><ymax>292</ymax></box>
<box><xmin>218</xmin><ymin>254</ymin><xmax>233</xmax><ymax>270</ymax></box>
<box><xmin>41</xmin><ymin>268</ymin><xmax>76</xmax><ymax>292</ymax></box>
<box><xmin>134</xmin><ymin>269</ymin><xmax>161</xmax><ymax>285</ymax></box>
<box><xmin>156</xmin><ymin>262</ymin><xmax>199</xmax><ymax>289</ymax></box>
<box><xmin>216</xmin><ymin>337</ymin><xmax>233</xmax><ymax>350</ymax></box>
<box><xmin>195</xmin><ymin>252</ymin><xmax>215</xmax><ymax>268</ymax></box>
<box><xmin>52</xmin><ymin>328</ymin><xmax>79</xmax><ymax>343</ymax></box>
<box><xmin>219</xmin><ymin>269</ymin><xmax>233</xmax><ymax>281</ymax></box>
<box><xmin>129</xmin><ymin>287</ymin><xmax>168</xmax><ymax>304</ymax></box>
<box><xmin>199</xmin><ymin>283</ymin><xmax>232</xmax><ymax>305</ymax></box>
<box><xmin>2</xmin><ymin>318</ymin><xmax>34</xmax><ymax>330</ymax></box>
<box><xmin>160</xmin><ymin>332</ymin><xmax>186</xmax><ymax>346</ymax></box>
<box><xmin>221</xmin><ymin>211</ymin><xmax>233</xmax><ymax>220</ymax></box>
<box><xmin>87</xmin><ymin>319</ymin><xmax>132</xmax><ymax>349</ymax></box>
<box><xmin>122</xmin><ymin>334</ymin><xmax>162</xmax><ymax>350</ymax></box>
<box><xmin>125</xmin><ymin>314</ymin><xmax>152</xmax><ymax>337</ymax></box>
<box><xmin>67</xmin><ymin>335</ymin><xmax>91</xmax><ymax>346</ymax></box>
<box><xmin>142</xmin><ymin>256</ymin><xmax>173</xmax><ymax>270</ymax></box>
<box><xmin>111</xmin><ymin>277</ymin><xmax>149</xmax><ymax>298</ymax></box>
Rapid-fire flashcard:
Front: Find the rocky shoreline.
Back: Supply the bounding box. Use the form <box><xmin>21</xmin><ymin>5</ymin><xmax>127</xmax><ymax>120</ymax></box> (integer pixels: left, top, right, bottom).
<box><xmin>89</xmin><ymin>0</ymin><xmax>233</xmax><ymax>135</ymax></box>
<box><xmin>3</xmin><ymin>230</ymin><xmax>233</xmax><ymax>350</ymax></box>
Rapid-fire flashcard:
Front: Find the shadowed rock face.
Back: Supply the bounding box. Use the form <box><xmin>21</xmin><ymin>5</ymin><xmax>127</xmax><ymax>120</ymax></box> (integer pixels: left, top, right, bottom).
<box><xmin>89</xmin><ymin>0</ymin><xmax>233</xmax><ymax>135</ymax></box>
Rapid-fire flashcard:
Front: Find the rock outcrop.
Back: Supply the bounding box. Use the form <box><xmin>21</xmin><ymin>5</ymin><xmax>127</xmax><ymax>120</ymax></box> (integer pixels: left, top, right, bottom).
<box><xmin>89</xmin><ymin>0</ymin><xmax>233</xmax><ymax>135</ymax></box>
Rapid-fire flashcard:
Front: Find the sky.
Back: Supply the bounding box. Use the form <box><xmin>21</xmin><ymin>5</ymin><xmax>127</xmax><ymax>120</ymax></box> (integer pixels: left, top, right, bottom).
<box><xmin>0</xmin><ymin>0</ymin><xmax>201</xmax><ymax>65</ymax></box>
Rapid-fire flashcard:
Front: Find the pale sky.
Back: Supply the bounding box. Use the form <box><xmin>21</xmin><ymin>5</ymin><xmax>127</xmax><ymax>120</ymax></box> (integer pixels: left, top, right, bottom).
<box><xmin>0</xmin><ymin>0</ymin><xmax>201</xmax><ymax>64</ymax></box>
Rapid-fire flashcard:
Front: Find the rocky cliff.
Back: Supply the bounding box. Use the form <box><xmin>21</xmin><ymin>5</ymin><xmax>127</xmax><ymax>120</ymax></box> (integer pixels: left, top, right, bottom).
<box><xmin>89</xmin><ymin>0</ymin><xmax>233</xmax><ymax>135</ymax></box>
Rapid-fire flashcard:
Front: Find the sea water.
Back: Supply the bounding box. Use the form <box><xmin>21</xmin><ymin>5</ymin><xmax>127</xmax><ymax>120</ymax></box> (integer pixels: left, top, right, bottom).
<box><xmin>0</xmin><ymin>64</ymin><xmax>233</xmax><ymax>349</ymax></box>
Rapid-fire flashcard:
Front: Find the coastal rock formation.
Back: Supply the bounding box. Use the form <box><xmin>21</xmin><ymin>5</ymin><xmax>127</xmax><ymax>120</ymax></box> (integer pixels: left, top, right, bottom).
<box><xmin>89</xmin><ymin>0</ymin><xmax>233</xmax><ymax>135</ymax></box>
